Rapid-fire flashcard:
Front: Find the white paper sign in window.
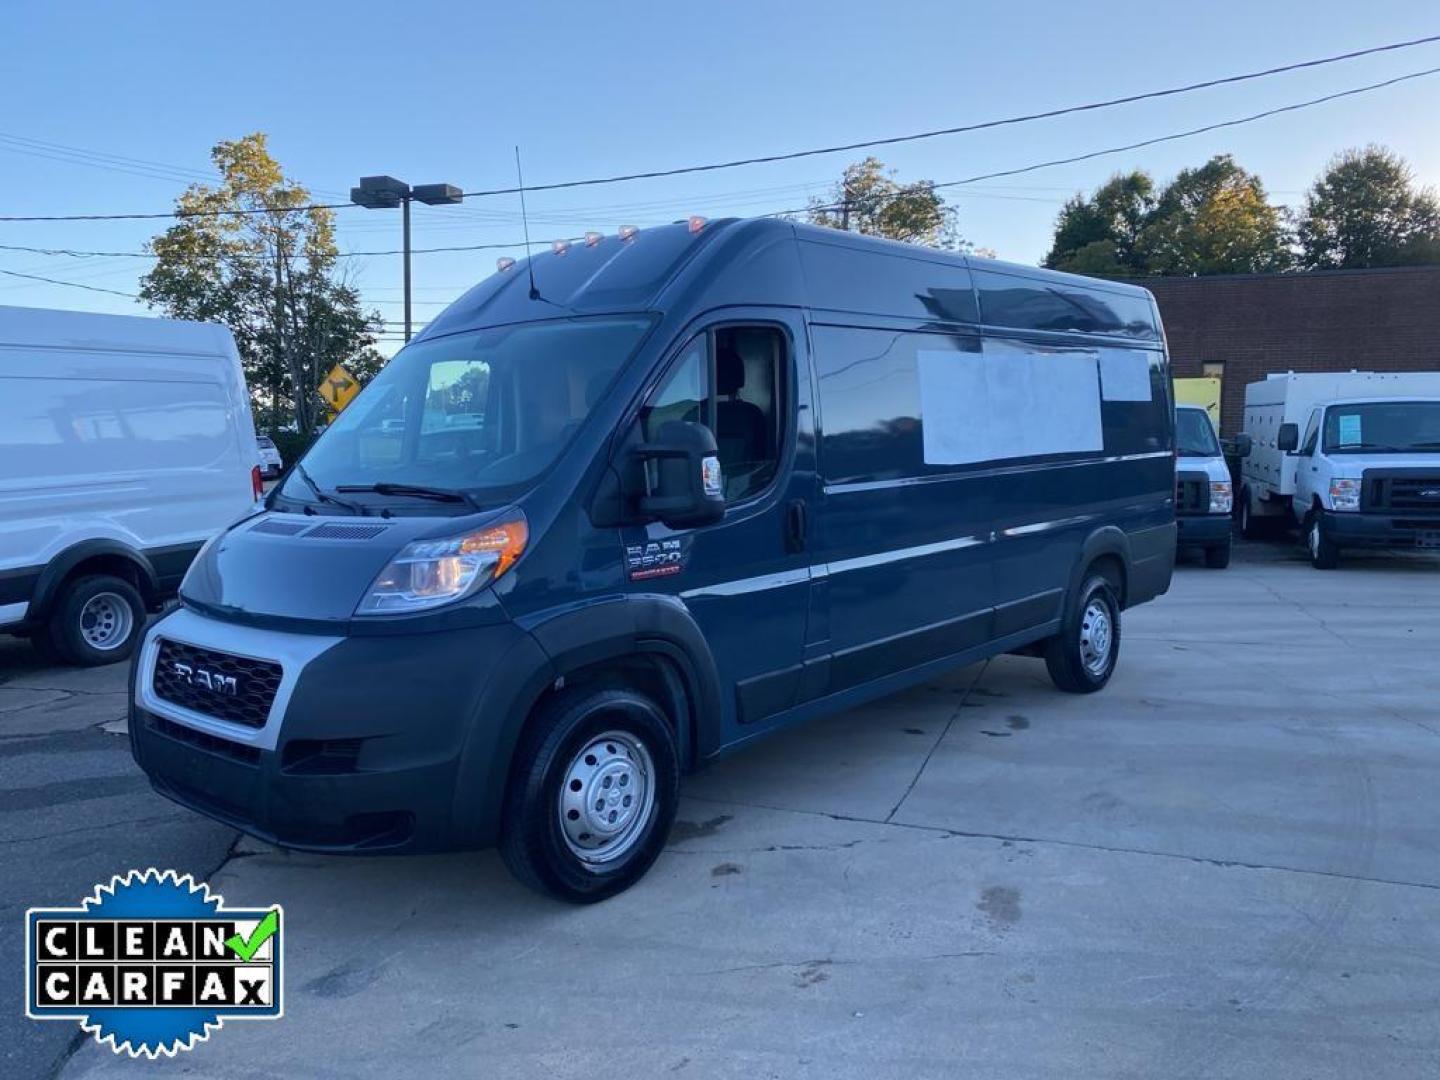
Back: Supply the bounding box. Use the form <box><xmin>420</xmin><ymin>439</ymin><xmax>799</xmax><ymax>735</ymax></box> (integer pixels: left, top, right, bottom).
<box><xmin>917</xmin><ymin>346</ymin><xmax>1103</xmax><ymax>465</ymax></box>
<box><xmin>1098</xmin><ymin>349</ymin><xmax>1153</xmax><ymax>401</ymax></box>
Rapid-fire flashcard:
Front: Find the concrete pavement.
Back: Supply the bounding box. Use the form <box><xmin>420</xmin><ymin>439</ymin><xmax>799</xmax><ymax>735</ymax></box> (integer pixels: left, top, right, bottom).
<box><xmin>21</xmin><ymin>549</ymin><xmax>1440</xmax><ymax>1078</ymax></box>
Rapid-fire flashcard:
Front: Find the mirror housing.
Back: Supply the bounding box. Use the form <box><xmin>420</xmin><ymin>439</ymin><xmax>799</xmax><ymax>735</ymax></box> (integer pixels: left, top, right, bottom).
<box><xmin>632</xmin><ymin>421</ymin><xmax>725</xmax><ymax>528</ymax></box>
<box><xmin>1232</xmin><ymin>432</ymin><xmax>1253</xmax><ymax>458</ymax></box>
<box><xmin>1276</xmin><ymin>423</ymin><xmax>1299</xmax><ymax>453</ymax></box>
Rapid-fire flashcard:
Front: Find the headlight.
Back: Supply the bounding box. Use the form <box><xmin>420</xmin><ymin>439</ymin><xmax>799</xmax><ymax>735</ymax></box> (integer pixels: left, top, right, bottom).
<box><xmin>356</xmin><ymin>512</ymin><xmax>528</xmax><ymax>615</ymax></box>
<box><xmin>1329</xmin><ymin>478</ymin><xmax>1361</xmax><ymax>512</ymax></box>
<box><xmin>1208</xmin><ymin>480</ymin><xmax>1232</xmax><ymax>515</ymax></box>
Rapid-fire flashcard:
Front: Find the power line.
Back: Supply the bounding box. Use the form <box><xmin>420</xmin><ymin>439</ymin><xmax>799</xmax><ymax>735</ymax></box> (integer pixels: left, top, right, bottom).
<box><xmin>3</xmin><ymin>33</ymin><xmax>1438</xmax><ymax>224</ymax></box>
<box><xmin>0</xmin><ymin>267</ymin><xmax>139</xmax><ymax>298</ymax></box>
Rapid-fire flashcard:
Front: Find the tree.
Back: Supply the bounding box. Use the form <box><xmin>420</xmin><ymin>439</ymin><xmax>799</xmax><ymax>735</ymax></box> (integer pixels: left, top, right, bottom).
<box><xmin>1043</xmin><ymin>171</ymin><xmax>1154</xmax><ymax>275</ymax></box>
<box><xmin>1135</xmin><ymin>155</ymin><xmax>1291</xmax><ymax>275</ymax></box>
<box><xmin>1296</xmin><ymin>146</ymin><xmax>1440</xmax><ymax>269</ymax></box>
<box><xmin>140</xmin><ymin>134</ymin><xmax>384</xmax><ymax>434</ymax></box>
<box><xmin>807</xmin><ymin>157</ymin><xmax>963</xmax><ymax>248</ymax></box>
<box><xmin>1044</xmin><ymin>156</ymin><xmax>1290</xmax><ymax>277</ymax></box>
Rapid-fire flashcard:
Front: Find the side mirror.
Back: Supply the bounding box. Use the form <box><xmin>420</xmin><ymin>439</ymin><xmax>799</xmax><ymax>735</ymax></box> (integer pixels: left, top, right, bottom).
<box><xmin>1232</xmin><ymin>433</ymin><xmax>1253</xmax><ymax>458</ymax></box>
<box><xmin>632</xmin><ymin>421</ymin><xmax>725</xmax><ymax>528</ymax></box>
<box><xmin>1276</xmin><ymin>423</ymin><xmax>1298</xmax><ymax>453</ymax></box>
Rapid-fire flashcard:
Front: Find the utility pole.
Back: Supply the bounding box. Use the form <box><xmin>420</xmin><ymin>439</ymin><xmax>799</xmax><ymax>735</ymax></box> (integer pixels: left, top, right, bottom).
<box><xmin>350</xmin><ymin>177</ymin><xmax>463</xmax><ymax>343</ymax></box>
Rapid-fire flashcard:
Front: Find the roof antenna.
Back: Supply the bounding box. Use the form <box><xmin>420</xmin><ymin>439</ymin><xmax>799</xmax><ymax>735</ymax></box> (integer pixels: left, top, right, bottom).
<box><xmin>514</xmin><ymin>146</ymin><xmax>541</xmax><ymax>301</ymax></box>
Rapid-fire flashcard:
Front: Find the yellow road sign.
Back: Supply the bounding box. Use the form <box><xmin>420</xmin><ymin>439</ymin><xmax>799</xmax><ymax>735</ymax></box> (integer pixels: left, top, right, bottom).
<box><xmin>318</xmin><ymin>364</ymin><xmax>359</xmax><ymax>412</ymax></box>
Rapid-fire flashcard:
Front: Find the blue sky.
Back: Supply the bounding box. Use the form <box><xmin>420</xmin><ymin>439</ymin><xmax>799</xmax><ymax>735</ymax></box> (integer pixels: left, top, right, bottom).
<box><xmin>2</xmin><ymin>0</ymin><xmax>1437</xmax><ymax>353</ymax></box>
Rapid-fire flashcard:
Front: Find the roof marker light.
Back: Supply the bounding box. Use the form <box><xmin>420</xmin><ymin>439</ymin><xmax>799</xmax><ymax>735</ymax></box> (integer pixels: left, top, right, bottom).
<box><xmin>552</xmin><ymin>239</ymin><xmax>570</xmax><ymax>255</ymax></box>
<box><xmin>618</xmin><ymin>225</ymin><xmax>639</xmax><ymax>241</ymax></box>
<box><xmin>688</xmin><ymin>215</ymin><xmax>707</xmax><ymax>233</ymax></box>
<box><xmin>496</xmin><ymin>256</ymin><xmax>516</xmax><ymax>272</ymax></box>
<box><xmin>584</xmin><ymin>231</ymin><xmax>603</xmax><ymax>247</ymax></box>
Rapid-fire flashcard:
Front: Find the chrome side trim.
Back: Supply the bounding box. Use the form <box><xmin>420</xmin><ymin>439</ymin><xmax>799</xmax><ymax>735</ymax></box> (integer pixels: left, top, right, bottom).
<box><xmin>135</xmin><ymin>607</ymin><xmax>342</xmax><ymax>752</ymax></box>
<box><xmin>823</xmin><ymin>534</ymin><xmax>986</xmax><ymax>577</ymax></box>
<box><xmin>0</xmin><ymin>601</ymin><xmax>27</xmax><ymax>628</ymax></box>
<box><xmin>825</xmin><ymin>450</ymin><xmax>1173</xmax><ymax>496</ymax></box>
<box><xmin>680</xmin><ymin>568</ymin><xmax>811</xmax><ymax>600</ymax></box>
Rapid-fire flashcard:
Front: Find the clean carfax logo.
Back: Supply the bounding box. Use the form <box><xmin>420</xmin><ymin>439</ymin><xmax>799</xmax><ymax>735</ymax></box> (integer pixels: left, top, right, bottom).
<box><xmin>25</xmin><ymin>869</ymin><xmax>283</xmax><ymax>1058</ymax></box>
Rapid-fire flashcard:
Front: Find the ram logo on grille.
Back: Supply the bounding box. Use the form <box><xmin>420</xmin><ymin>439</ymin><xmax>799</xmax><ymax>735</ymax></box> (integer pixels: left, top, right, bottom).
<box><xmin>171</xmin><ymin>662</ymin><xmax>239</xmax><ymax>696</ymax></box>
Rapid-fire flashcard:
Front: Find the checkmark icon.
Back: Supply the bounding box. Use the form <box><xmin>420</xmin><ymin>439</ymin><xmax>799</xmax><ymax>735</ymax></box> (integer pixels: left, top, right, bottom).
<box><xmin>225</xmin><ymin>909</ymin><xmax>279</xmax><ymax>962</ymax></box>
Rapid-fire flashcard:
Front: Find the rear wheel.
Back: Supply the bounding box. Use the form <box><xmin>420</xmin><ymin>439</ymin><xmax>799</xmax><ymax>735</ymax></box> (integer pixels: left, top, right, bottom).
<box><xmin>1240</xmin><ymin>489</ymin><xmax>1275</xmax><ymax>539</ymax></box>
<box><xmin>1307</xmin><ymin>515</ymin><xmax>1340</xmax><ymax>570</ymax></box>
<box><xmin>1204</xmin><ymin>540</ymin><xmax>1232</xmax><ymax>569</ymax></box>
<box><xmin>1044</xmin><ymin>573</ymin><xmax>1121</xmax><ymax>694</ymax></box>
<box><xmin>40</xmin><ymin>575</ymin><xmax>146</xmax><ymax>667</ymax></box>
<box><xmin>500</xmin><ymin>686</ymin><xmax>679</xmax><ymax>903</ymax></box>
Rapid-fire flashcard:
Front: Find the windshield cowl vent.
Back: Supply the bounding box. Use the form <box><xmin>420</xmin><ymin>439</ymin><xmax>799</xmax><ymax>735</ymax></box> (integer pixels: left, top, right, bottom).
<box><xmin>248</xmin><ymin>517</ymin><xmax>393</xmax><ymax>541</ymax></box>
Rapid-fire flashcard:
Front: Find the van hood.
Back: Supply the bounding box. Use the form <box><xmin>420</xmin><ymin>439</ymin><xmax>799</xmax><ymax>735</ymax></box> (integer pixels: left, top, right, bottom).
<box><xmin>180</xmin><ymin>509</ymin><xmax>510</xmax><ymax>624</ymax></box>
<box><xmin>1328</xmin><ymin>452</ymin><xmax>1440</xmax><ymax>475</ymax></box>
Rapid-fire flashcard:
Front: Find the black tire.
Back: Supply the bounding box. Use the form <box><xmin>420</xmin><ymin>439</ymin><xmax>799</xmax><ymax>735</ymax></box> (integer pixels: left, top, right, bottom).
<box><xmin>1044</xmin><ymin>573</ymin><xmax>1121</xmax><ymax>694</ymax></box>
<box><xmin>1204</xmin><ymin>541</ymin><xmax>1232</xmax><ymax>569</ymax></box>
<box><xmin>500</xmin><ymin>686</ymin><xmax>679</xmax><ymax>904</ymax></box>
<box><xmin>1239</xmin><ymin>490</ymin><xmax>1273</xmax><ymax>539</ymax></box>
<box><xmin>40</xmin><ymin>574</ymin><xmax>146</xmax><ymax>667</ymax></box>
<box><xmin>1306</xmin><ymin>514</ymin><xmax>1340</xmax><ymax>570</ymax></box>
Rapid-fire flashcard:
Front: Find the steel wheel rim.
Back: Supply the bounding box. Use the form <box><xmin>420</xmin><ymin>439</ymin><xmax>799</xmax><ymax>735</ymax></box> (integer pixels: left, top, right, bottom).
<box><xmin>558</xmin><ymin>730</ymin><xmax>656</xmax><ymax>868</ymax></box>
<box><xmin>79</xmin><ymin>592</ymin><xmax>133</xmax><ymax>651</ymax></box>
<box><xmin>1078</xmin><ymin>598</ymin><xmax>1113</xmax><ymax>676</ymax></box>
<box><xmin>1309</xmin><ymin>521</ymin><xmax>1321</xmax><ymax>558</ymax></box>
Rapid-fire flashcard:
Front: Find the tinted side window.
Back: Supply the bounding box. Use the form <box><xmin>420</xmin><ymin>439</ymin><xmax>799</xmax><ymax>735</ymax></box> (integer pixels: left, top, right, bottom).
<box><xmin>1300</xmin><ymin>410</ymin><xmax>1320</xmax><ymax>455</ymax></box>
<box><xmin>800</xmin><ymin>241</ymin><xmax>977</xmax><ymax>324</ymax></box>
<box><xmin>813</xmin><ymin>325</ymin><xmax>976</xmax><ymax>484</ymax></box>
<box><xmin>974</xmin><ymin>270</ymin><xmax>1157</xmax><ymax>340</ymax></box>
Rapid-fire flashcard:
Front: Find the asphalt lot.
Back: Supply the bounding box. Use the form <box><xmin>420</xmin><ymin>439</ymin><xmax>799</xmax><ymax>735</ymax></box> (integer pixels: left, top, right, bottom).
<box><xmin>4</xmin><ymin>541</ymin><xmax>1437</xmax><ymax>1079</ymax></box>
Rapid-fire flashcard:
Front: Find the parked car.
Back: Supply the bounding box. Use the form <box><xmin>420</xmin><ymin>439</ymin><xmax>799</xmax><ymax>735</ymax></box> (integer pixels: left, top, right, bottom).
<box><xmin>0</xmin><ymin>305</ymin><xmax>261</xmax><ymax>665</ymax></box>
<box><xmin>128</xmin><ymin>219</ymin><xmax>1176</xmax><ymax>902</ymax></box>
<box><xmin>1240</xmin><ymin>371</ymin><xmax>1440</xmax><ymax>567</ymax></box>
<box><xmin>1175</xmin><ymin>404</ymin><xmax>1244</xmax><ymax>568</ymax></box>
<box><xmin>256</xmin><ymin>435</ymin><xmax>284</xmax><ymax>479</ymax></box>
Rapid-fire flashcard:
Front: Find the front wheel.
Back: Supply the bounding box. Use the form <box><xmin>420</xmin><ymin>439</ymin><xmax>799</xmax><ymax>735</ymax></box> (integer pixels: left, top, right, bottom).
<box><xmin>500</xmin><ymin>686</ymin><xmax>679</xmax><ymax>903</ymax></box>
<box><xmin>1044</xmin><ymin>574</ymin><xmax>1121</xmax><ymax>694</ymax></box>
<box><xmin>1307</xmin><ymin>515</ymin><xmax>1340</xmax><ymax>570</ymax></box>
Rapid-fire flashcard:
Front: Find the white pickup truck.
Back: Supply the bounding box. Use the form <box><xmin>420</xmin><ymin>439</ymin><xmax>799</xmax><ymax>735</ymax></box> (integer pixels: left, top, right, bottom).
<box><xmin>1240</xmin><ymin>372</ymin><xmax>1440</xmax><ymax>568</ymax></box>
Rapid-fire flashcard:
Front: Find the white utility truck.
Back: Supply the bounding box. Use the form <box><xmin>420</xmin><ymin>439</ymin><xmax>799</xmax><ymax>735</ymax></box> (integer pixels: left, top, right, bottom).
<box><xmin>0</xmin><ymin>306</ymin><xmax>260</xmax><ymax>664</ymax></box>
<box><xmin>1240</xmin><ymin>371</ymin><xmax>1440</xmax><ymax>568</ymax></box>
<box><xmin>1175</xmin><ymin>404</ymin><xmax>1244</xmax><ymax>568</ymax></box>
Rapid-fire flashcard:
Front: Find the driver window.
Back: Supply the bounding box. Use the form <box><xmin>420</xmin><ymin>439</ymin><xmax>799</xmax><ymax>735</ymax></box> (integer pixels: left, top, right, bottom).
<box><xmin>640</xmin><ymin>326</ymin><xmax>787</xmax><ymax>501</ymax></box>
<box><xmin>1300</xmin><ymin>410</ymin><xmax>1320</xmax><ymax>456</ymax></box>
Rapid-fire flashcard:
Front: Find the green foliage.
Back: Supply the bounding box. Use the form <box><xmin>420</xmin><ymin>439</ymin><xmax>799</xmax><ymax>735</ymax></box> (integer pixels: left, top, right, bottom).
<box><xmin>1046</xmin><ymin>157</ymin><xmax>1289</xmax><ymax>277</ymax></box>
<box><xmin>1135</xmin><ymin>155</ymin><xmax>1291</xmax><ymax>275</ymax></box>
<box><xmin>807</xmin><ymin>157</ymin><xmax>964</xmax><ymax>249</ymax></box>
<box><xmin>1043</xmin><ymin>171</ymin><xmax>1154</xmax><ymax>275</ymax></box>
<box><xmin>1296</xmin><ymin>145</ymin><xmax>1440</xmax><ymax>269</ymax></box>
<box><xmin>139</xmin><ymin>133</ymin><xmax>385</xmax><ymax>434</ymax></box>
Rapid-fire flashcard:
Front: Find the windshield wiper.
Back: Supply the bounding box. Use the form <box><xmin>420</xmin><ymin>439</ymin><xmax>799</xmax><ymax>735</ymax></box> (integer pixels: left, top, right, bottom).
<box><xmin>294</xmin><ymin>463</ymin><xmax>366</xmax><ymax>515</ymax></box>
<box><xmin>336</xmin><ymin>482</ymin><xmax>482</xmax><ymax>510</ymax></box>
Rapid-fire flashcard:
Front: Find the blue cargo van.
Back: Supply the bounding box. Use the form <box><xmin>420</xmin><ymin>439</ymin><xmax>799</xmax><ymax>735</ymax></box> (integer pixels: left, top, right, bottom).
<box><xmin>129</xmin><ymin>219</ymin><xmax>1175</xmax><ymax>902</ymax></box>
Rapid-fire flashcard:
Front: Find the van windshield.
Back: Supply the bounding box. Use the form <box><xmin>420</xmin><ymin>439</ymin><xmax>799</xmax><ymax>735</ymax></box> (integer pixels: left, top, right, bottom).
<box><xmin>1175</xmin><ymin>409</ymin><xmax>1219</xmax><ymax>457</ymax></box>
<box><xmin>280</xmin><ymin>316</ymin><xmax>653</xmax><ymax>507</ymax></box>
<box><xmin>1323</xmin><ymin>401</ymin><xmax>1440</xmax><ymax>454</ymax></box>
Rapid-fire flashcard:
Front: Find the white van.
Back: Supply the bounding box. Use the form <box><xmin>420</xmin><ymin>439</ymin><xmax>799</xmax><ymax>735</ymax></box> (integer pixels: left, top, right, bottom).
<box><xmin>1241</xmin><ymin>372</ymin><xmax>1440</xmax><ymax>568</ymax></box>
<box><xmin>1175</xmin><ymin>404</ymin><xmax>1241</xmax><ymax>568</ymax></box>
<box><xmin>0</xmin><ymin>306</ymin><xmax>261</xmax><ymax>665</ymax></box>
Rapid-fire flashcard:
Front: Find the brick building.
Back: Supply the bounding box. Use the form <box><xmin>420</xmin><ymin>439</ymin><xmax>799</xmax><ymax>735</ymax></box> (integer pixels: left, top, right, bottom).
<box><xmin>1139</xmin><ymin>265</ymin><xmax>1440</xmax><ymax>435</ymax></box>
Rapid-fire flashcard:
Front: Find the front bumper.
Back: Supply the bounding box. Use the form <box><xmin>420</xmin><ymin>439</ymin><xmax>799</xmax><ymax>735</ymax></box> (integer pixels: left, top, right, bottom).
<box><xmin>1322</xmin><ymin>511</ymin><xmax>1440</xmax><ymax>550</ymax></box>
<box><xmin>130</xmin><ymin>607</ymin><xmax>548</xmax><ymax>853</ymax></box>
<box><xmin>1176</xmin><ymin>513</ymin><xmax>1232</xmax><ymax>545</ymax></box>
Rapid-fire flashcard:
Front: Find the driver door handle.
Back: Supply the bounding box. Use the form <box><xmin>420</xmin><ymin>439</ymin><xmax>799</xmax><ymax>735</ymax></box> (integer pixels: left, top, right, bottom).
<box><xmin>786</xmin><ymin>499</ymin><xmax>807</xmax><ymax>553</ymax></box>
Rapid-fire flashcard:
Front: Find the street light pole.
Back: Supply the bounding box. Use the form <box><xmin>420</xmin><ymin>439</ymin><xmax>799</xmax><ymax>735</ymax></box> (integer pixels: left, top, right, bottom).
<box><xmin>350</xmin><ymin>177</ymin><xmax>463</xmax><ymax>345</ymax></box>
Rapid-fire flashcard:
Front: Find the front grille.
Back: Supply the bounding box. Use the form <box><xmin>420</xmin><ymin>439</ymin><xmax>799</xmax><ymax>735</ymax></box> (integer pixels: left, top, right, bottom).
<box><xmin>1368</xmin><ymin>475</ymin><xmax>1440</xmax><ymax>513</ymax></box>
<box><xmin>152</xmin><ymin>639</ymin><xmax>282</xmax><ymax>729</ymax></box>
<box><xmin>1175</xmin><ymin>474</ymin><xmax>1207</xmax><ymax>515</ymax></box>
